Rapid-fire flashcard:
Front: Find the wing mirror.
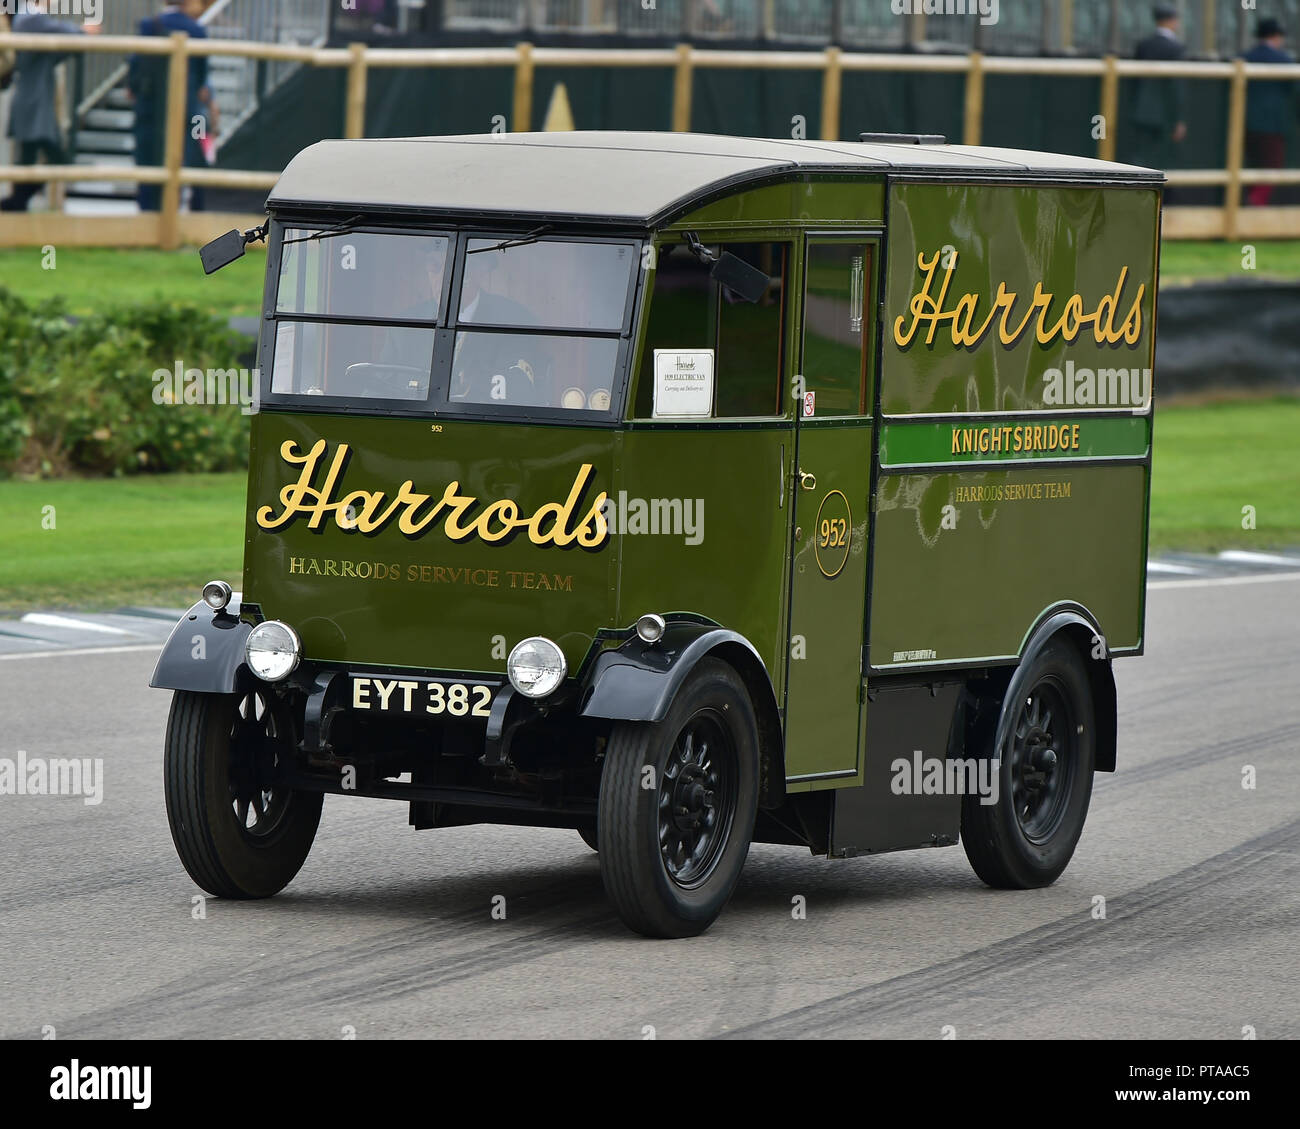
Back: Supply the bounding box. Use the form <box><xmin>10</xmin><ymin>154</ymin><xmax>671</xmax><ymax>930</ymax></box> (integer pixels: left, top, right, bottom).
<box><xmin>200</xmin><ymin>220</ymin><xmax>270</xmax><ymax>276</ymax></box>
<box><xmin>710</xmin><ymin>251</ymin><xmax>771</xmax><ymax>304</ymax></box>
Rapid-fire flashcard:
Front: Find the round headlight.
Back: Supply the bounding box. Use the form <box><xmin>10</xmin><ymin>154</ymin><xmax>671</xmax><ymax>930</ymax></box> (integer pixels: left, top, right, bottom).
<box><xmin>245</xmin><ymin>620</ymin><xmax>301</xmax><ymax>683</ymax></box>
<box><xmin>507</xmin><ymin>636</ymin><xmax>567</xmax><ymax>699</ymax></box>
<box><xmin>202</xmin><ymin>579</ymin><xmax>232</xmax><ymax>611</ymax></box>
<box><xmin>636</xmin><ymin>613</ymin><xmax>666</xmax><ymax>644</ymax></box>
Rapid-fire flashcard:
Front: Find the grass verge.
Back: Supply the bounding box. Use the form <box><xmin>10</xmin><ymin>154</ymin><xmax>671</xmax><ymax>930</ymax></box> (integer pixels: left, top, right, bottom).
<box><xmin>0</xmin><ymin>246</ymin><xmax>266</xmax><ymax>319</ymax></box>
<box><xmin>0</xmin><ymin>474</ymin><xmax>245</xmax><ymax>614</ymax></box>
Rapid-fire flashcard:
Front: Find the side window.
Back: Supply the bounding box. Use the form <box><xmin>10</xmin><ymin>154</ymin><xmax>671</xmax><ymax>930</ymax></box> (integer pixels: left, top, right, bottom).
<box><xmin>803</xmin><ymin>241</ymin><xmax>873</xmax><ymax>417</ymax></box>
<box><xmin>634</xmin><ymin>240</ymin><xmax>789</xmax><ymax>419</ymax></box>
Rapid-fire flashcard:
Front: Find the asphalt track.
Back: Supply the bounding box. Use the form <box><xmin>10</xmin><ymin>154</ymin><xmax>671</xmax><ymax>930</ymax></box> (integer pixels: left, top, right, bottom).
<box><xmin>1</xmin><ymin>569</ymin><xmax>1296</xmax><ymax>1040</ymax></box>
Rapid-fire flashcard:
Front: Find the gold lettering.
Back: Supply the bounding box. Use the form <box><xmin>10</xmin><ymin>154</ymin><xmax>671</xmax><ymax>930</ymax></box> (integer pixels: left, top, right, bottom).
<box><xmin>891</xmin><ymin>254</ymin><xmax>1146</xmax><ymax>350</ymax></box>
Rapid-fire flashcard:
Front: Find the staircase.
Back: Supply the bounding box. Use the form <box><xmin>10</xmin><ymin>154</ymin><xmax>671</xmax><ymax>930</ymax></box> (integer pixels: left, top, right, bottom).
<box><xmin>65</xmin><ymin>0</ymin><xmax>328</xmax><ymax>213</ymax></box>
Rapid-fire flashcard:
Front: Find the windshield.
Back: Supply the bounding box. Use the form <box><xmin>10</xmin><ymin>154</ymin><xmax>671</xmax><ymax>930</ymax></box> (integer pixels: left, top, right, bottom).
<box><xmin>267</xmin><ymin>227</ymin><xmax>637</xmax><ymax>415</ymax></box>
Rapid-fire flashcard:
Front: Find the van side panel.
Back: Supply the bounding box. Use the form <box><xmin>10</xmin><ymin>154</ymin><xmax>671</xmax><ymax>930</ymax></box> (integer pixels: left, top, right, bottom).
<box><xmin>869</xmin><ymin>181</ymin><xmax>1158</xmax><ymax>672</ymax></box>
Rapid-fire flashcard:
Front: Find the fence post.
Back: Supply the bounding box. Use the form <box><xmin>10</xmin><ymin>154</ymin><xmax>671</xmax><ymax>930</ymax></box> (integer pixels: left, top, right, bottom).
<box><xmin>672</xmin><ymin>44</ymin><xmax>694</xmax><ymax>133</ymax></box>
<box><xmin>1061</xmin><ymin>0</ymin><xmax>1074</xmax><ymax>53</ymax></box>
<box><xmin>1224</xmin><ymin>57</ymin><xmax>1247</xmax><ymax>240</ymax></box>
<box><xmin>906</xmin><ymin>10</ymin><xmax>925</xmax><ymax>49</ymax></box>
<box><xmin>1201</xmin><ymin>0</ymin><xmax>1218</xmax><ymax>56</ymax></box>
<box><xmin>1098</xmin><ymin>54</ymin><xmax>1119</xmax><ymax>162</ymax></box>
<box><xmin>346</xmin><ymin>42</ymin><xmax>369</xmax><ymax>139</ymax></box>
<box><xmin>963</xmin><ymin>51</ymin><xmax>984</xmax><ymax>146</ymax></box>
<box><xmin>513</xmin><ymin>42</ymin><xmax>535</xmax><ymax>132</ymax></box>
<box><xmin>821</xmin><ymin>47</ymin><xmax>842</xmax><ymax>141</ymax></box>
<box><xmin>160</xmin><ymin>31</ymin><xmax>189</xmax><ymax>252</ymax></box>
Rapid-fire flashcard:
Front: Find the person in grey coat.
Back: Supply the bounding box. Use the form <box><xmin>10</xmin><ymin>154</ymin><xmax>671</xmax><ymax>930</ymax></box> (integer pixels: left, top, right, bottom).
<box><xmin>0</xmin><ymin>2</ymin><xmax>100</xmax><ymax>213</ymax></box>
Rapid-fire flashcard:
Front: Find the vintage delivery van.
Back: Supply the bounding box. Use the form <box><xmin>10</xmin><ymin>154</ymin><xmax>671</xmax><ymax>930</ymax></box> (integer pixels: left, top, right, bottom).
<box><xmin>154</xmin><ymin>132</ymin><xmax>1161</xmax><ymax>938</ymax></box>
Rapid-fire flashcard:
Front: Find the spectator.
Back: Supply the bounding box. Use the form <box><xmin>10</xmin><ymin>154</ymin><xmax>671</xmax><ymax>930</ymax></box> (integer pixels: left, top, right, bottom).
<box><xmin>1244</xmin><ymin>18</ymin><xmax>1297</xmax><ymax>207</ymax></box>
<box><xmin>128</xmin><ymin>1</ymin><xmax>219</xmax><ymax>213</ymax></box>
<box><xmin>0</xmin><ymin>1</ymin><xmax>100</xmax><ymax>214</ymax></box>
<box><xmin>1130</xmin><ymin>3</ymin><xmax>1188</xmax><ymax>177</ymax></box>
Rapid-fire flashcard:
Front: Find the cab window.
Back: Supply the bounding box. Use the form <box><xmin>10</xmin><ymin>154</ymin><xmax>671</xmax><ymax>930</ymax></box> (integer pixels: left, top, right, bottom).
<box><xmin>634</xmin><ymin>241</ymin><xmax>789</xmax><ymax>420</ymax></box>
<box><xmin>270</xmin><ymin>228</ymin><xmax>449</xmax><ymax>402</ymax></box>
<box><xmin>447</xmin><ymin>238</ymin><xmax>636</xmax><ymax>414</ymax></box>
<box><xmin>803</xmin><ymin>241</ymin><xmax>874</xmax><ymax>417</ymax></box>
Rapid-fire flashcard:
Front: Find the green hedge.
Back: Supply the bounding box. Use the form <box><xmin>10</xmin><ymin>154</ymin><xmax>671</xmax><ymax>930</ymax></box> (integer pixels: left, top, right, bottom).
<box><xmin>0</xmin><ymin>286</ymin><xmax>252</xmax><ymax>478</ymax></box>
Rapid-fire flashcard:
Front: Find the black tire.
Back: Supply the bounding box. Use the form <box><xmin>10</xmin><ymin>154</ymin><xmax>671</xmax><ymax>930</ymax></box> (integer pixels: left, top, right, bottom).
<box><xmin>164</xmin><ymin>688</ymin><xmax>322</xmax><ymax>899</ymax></box>
<box><xmin>577</xmin><ymin>823</ymin><xmax>599</xmax><ymax>851</ymax></box>
<box><xmin>597</xmin><ymin>658</ymin><xmax>759</xmax><ymax>938</ymax></box>
<box><xmin>962</xmin><ymin>639</ymin><xmax>1096</xmax><ymax>889</ymax></box>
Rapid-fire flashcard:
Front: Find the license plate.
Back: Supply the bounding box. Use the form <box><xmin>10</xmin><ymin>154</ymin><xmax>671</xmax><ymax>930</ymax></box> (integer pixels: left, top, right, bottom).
<box><xmin>351</xmin><ymin>676</ymin><xmax>497</xmax><ymax>719</ymax></box>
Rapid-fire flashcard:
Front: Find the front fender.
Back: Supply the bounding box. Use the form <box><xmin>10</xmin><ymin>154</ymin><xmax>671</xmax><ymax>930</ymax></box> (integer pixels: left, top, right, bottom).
<box><xmin>149</xmin><ymin>599</ymin><xmax>252</xmax><ymax>693</ymax></box>
<box><xmin>578</xmin><ymin>622</ymin><xmax>764</xmax><ymax>723</ymax></box>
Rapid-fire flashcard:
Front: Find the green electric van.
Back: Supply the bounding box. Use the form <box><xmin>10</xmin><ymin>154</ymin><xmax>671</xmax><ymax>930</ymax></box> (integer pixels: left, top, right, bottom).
<box><xmin>154</xmin><ymin>132</ymin><xmax>1161</xmax><ymax>937</ymax></box>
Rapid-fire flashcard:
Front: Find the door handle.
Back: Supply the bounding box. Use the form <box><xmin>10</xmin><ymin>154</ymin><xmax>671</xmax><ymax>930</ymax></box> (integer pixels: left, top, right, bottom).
<box><xmin>798</xmin><ymin>470</ymin><xmax>817</xmax><ymax>492</ymax></box>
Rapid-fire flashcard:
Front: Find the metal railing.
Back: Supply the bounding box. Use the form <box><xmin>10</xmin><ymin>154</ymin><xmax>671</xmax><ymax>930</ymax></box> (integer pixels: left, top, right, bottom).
<box><xmin>73</xmin><ymin>0</ymin><xmax>329</xmax><ymax>139</ymax></box>
<box><xmin>2</xmin><ymin>31</ymin><xmax>1298</xmax><ymax>248</ymax></box>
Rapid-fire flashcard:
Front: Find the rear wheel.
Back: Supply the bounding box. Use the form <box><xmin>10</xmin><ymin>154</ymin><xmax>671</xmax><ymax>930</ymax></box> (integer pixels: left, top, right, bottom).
<box><xmin>962</xmin><ymin>640</ymin><xmax>1096</xmax><ymax>889</ymax></box>
<box><xmin>164</xmin><ymin>688</ymin><xmax>322</xmax><ymax>899</ymax></box>
<box><xmin>597</xmin><ymin>659</ymin><xmax>759</xmax><ymax>938</ymax></box>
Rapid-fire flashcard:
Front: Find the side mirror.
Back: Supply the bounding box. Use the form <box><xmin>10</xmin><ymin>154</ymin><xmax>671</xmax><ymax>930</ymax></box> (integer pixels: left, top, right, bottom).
<box><xmin>200</xmin><ymin>229</ymin><xmax>248</xmax><ymax>276</ymax></box>
<box><xmin>711</xmin><ymin>252</ymin><xmax>770</xmax><ymax>304</ymax></box>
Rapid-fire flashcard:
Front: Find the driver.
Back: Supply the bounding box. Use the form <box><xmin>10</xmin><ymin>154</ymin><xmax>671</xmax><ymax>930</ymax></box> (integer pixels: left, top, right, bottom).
<box><xmin>371</xmin><ymin>239</ymin><xmax>449</xmax><ymax>389</ymax></box>
<box><xmin>450</xmin><ymin>250</ymin><xmax>548</xmax><ymax>407</ymax></box>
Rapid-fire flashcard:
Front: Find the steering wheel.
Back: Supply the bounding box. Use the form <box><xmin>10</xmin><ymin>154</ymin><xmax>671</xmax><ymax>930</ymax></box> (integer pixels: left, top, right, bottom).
<box><xmin>345</xmin><ymin>363</ymin><xmax>430</xmax><ymax>400</ymax></box>
<box><xmin>453</xmin><ymin>357</ymin><xmax>542</xmax><ymax>405</ymax></box>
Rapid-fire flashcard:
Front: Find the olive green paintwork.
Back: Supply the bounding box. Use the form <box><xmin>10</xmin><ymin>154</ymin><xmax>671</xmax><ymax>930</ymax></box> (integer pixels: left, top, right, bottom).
<box><xmin>869</xmin><ymin>181</ymin><xmax>1156</xmax><ymax>673</ymax></box>
<box><xmin>786</xmin><ymin>422</ymin><xmax>873</xmax><ymax>783</ymax></box>
<box><xmin>613</xmin><ymin>428</ymin><xmax>792</xmax><ymax>684</ymax></box>
<box><xmin>671</xmin><ymin>177</ymin><xmax>885</xmax><ymax>231</ymax></box>
<box><xmin>243</xmin><ymin>411</ymin><xmax>618</xmax><ymax>675</ymax></box>
<box><xmin>868</xmin><ymin>464</ymin><xmax>1148</xmax><ymax>669</ymax></box>
<box><xmin>883</xmin><ymin>183</ymin><xmax>1159</xmax><ymax>417</ymax></box>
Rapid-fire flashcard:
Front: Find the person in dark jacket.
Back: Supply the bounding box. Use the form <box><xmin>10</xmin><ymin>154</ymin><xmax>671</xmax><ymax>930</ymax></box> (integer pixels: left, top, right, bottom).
<box><xmin>127</xmin><ymin>1</ymin><xmax>219</xmax><ymax>213</ymax></box>
<box><xmin>1130</xmin><ymin>4</ymin><xmax>1188</xmax><ymax>177</ymax></box>
<box><xmin>1243</xmin><ymin>19</ymin><xmax>1297</xmax><ymax>206</ymax></box>
<box><xmin>0</xmin><ymin>2</ymin><xmax>99</xmax><ymax>213</ymax></box>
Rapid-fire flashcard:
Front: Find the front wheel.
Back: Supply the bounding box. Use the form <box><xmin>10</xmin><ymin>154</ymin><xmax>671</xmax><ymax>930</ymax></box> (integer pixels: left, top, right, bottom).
<box><xmin>164</xmin><ymin>688</ymin><xmax>322</xmax><ymax>899</ymax></box>
<box><xmin>961</xmin><ymin>639</ymin><xmax>1096</xmax><ymax>889</ymax></box>
<box><xmin>597</xmin><ymin>658</ymin><xmax>759</xmax><ymax>938</ymax></box>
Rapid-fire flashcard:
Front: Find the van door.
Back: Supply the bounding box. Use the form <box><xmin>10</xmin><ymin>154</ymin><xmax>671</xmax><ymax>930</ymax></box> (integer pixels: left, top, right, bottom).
<box><xmin>783</xmin><ymin>237</ymin><xmax>878</xmax><ymax>786</ymax></box>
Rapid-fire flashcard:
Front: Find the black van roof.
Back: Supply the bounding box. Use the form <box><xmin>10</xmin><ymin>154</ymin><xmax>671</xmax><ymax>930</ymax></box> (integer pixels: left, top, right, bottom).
<box><xmin>267</xmin><ymin>131</ymin><xmax>1163</xmax><ymax>227</ymax></box>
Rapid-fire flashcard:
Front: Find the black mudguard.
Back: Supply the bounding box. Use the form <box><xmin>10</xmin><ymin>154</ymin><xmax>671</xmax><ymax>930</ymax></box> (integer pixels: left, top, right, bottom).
<box><xmin>149</xmin><ymin>599</ymin><xmax>252</xmax><ymax>694</ymax></box>
<box><xmin>1000</xmin><ymin>606</ymin><xmax>1119</xmax><ymax>773</ymax></box>
<box><xmin>578</xmin><ymin>622</ymin><xmax>769</xmax><ymax>722</ymax></box>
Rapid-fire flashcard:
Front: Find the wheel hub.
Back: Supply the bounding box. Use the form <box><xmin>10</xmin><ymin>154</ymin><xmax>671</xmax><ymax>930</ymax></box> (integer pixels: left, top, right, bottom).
<box><xmin>227</xmin><ymin>691</ymin><xmax>291</xmax><ymax>839</ymax></box>
<box><xmin>1009</xmin><ymin>684</ymin><xmax>1076</xmax><ymax>844</ymax></box>
<box><xmin>657</xmin><ymin>712</ymin><xmax>738</xmax><ymax>889</ymax></box>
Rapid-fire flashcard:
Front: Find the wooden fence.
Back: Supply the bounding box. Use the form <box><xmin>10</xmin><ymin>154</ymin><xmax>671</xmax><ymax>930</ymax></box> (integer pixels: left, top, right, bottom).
<box><xmin>1</xmin><ymin>32</ymin><xmax>1298</xmax><ymax>247</ymax></box>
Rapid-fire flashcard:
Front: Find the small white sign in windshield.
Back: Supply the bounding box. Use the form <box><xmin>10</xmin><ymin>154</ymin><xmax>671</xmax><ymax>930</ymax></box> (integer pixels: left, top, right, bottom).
<box><xmin>653</xmin><ymin>350</ymin><xmax>715</xmax><ymax>419</ymax></box>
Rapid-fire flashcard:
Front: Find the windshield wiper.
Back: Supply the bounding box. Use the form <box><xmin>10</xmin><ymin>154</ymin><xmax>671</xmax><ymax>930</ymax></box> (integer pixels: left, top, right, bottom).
<box><xmin>469</xmin><ymin>225</ymin><xmax>554</xmax><ymax>255</ymax></box>
<box><xmin>281</xmin><ymin>214</ymin><xmax>367</xmax><ymax>246</ymax></box>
